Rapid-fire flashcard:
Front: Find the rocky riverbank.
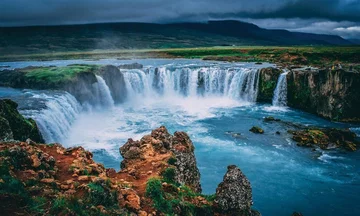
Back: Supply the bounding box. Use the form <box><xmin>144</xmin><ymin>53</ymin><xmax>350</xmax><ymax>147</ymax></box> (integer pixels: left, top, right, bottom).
<box><xmin>262</xmin><ymin>116</ymin><xmax>359</xmax><ymax>151</ymax></box>
<box><xmin>0</xmin><ymin>123</ymin><xmax>260</xmax><ymax>215</ymax></box>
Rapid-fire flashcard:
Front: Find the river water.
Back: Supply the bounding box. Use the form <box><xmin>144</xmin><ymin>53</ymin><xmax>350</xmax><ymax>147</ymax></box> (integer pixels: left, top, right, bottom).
<box><xmin>1</xmin><ymin>59</ymin><xmax>359</xmax><ymax>216</ymax></box>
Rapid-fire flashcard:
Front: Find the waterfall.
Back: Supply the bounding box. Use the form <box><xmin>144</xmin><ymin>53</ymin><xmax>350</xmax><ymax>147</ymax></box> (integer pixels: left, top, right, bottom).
<box><xmin>94</xmin><ymin>75</ymin><xmax>115</xmax><ymax>108</ymax></box>
<box><xmin>272</xmin><ymin>71</ymin><xmax>289</xmax><ymax>107</ymax></box>
<box><xmin>13</xmin><ymin>65</ymin><xmax>263</xmax><ymax>144</ymax></box>
<box><xmin>22</xmin><ymin>92</ymin><xmax>82</xmax><ymax>143</ymax></box>
<box><xmin>122</xmin><ymin>66</ymin><xmax>260</xmax><ymax>102</ymax></box>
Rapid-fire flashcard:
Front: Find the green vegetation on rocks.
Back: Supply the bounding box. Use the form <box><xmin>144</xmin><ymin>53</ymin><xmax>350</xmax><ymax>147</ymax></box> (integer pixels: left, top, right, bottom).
<box><xmin>0</xmin><ymin>64</ymin><xmax>100</xmax><ymax>90</ymax></box>
<box><xmin>145</xmin><ymin>177</ymin><xmax>214</xmax><ymax>215</ymax></box>
<box><xmin>250</xmin><ymin>126</ymin><xmax>264</xmax><ymax>134</ymax></box>
<box><xmin>0</xmin><ymin>99</ymin><xmax>44</xmax><ymax>142</ymax></box>
<box><xmin>257</xmin><ymin>67</ymin><xmax>282</xmax><ymax>103</ymax></box>
<box><xmin>22</xmin><ymin>64</ymin><xmax>100</xmax><ymax>88</ymax></box>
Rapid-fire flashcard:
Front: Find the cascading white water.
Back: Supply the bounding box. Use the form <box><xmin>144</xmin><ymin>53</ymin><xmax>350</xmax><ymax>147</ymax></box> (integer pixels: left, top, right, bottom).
<box><xmin>122</xmin><ymin>66</ymin><xmax>260</xmax><ymax>102</ymax></box>
<box><xmin>94</xmin><ymin>75</ymin><xmax>115</xmax><ymax>108</ymax></box>
<box><xmin>23</xmin><ymin>65</ymin><xmax>261</xmax><ymax>143</ymax></box>
<box><xmin>272</xmin><ymin>71</ymin><xmax>289</xmax><ymax>107</ymax></box>
<box><xmin>22</xmin><ymin>92</ymin><xmax>82</xmax><ymax>143</ymax></box>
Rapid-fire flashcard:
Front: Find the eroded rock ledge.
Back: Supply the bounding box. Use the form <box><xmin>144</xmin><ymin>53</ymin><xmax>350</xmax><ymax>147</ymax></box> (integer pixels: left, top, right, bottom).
<box><xmin>0</xmin><ymin>99</ymin><xmax>44</xmax><ymax>143</ymax></box>
<box><xmin>0</xmin><ymin>126</ymin><xmax>259</xmax><ymax>216</ymax></box>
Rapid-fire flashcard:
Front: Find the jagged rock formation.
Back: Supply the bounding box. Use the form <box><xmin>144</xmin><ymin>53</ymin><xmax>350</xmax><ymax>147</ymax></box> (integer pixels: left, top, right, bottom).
<box><xmin>257</xmin><ymin>67</ymin><xmax>282</xmax><ymax>103</ymax></box>
<box><xmin>0</xmin><ymin>141</ymin><xmax>129</xmax><ymax>215</ymax></box>
<box><xmin>0</xmin><ymin>125</ymin><xmax>260</xmax><ymax>215</ymax></box>
<box><xmin>215</xmin><ymin>165</ymin><xmax>259</xmax><ymax>216</ymax></box>
<box><xmin>0</xmin><ymin>99</ymin><xmax>43</xmax><ymax>142</ymax></box>
<box><xmin>120</xmin><ymin>126</ymin><xmax>202</xmax><ymax>193</ymax></box>
<box><xmin>287</xmin><ymin>69</ymin><xmax>360</xmax><ymax>122</ymax></box>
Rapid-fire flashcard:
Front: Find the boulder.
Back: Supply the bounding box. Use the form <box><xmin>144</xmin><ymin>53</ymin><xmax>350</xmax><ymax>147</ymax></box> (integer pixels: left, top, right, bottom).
<box><xmin>250</xmin><ymin>126</ymin><xmax>264</xmax><ymax>134</ymax></box>
<box><xmin>215</xmin><ymin>165</ymin><xmax>258</xmax><ymax>216</ymax></box>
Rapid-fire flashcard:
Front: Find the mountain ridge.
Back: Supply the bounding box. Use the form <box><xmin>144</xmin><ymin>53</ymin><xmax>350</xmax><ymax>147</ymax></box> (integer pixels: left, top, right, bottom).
<box><xmin>0</xmin><ymin>20</ymin><xmax>353</xmax><ymax>56</ymax></box>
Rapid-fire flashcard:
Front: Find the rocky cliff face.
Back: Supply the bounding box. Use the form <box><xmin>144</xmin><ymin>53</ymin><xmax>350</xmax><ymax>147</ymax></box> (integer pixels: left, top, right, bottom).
<box><xmin>257</xmin><ymin>67</ymin><xmax>282</xmax><ymax>103</ymax></box>
<box><xmin>0</xmin><ymin>99</ymin><xmax>43</xmax><ymax>142</ymax></box>
<box><xmin>63</xmin><ymin>71</ymin><xmax>98</xmax><ymax>105</ymax></box>
<box><xmin>287</xmin><ymin>69</ymin><xmax>360</xmax><ymax>122</ymax></box>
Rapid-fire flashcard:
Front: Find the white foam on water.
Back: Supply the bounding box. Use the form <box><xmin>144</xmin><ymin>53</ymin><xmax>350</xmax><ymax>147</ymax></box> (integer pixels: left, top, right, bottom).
<box><xmin>22</xmin><ymin>92</ymin><xmax>82</xmax><ymax>143</ymax></box>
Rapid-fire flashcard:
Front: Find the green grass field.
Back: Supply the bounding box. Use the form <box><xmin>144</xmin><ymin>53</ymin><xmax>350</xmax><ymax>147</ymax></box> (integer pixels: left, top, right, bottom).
<box><xmin>1</xmin><ymin>46</ymin><xmax>359</xmax><ymax>67</ymax></box>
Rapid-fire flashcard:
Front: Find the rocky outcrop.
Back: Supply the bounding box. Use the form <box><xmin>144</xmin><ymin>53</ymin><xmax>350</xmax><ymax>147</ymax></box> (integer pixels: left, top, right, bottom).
<box><xmin>63</xmin><ymin>71</ymin><xmax>98</xmax><ymax>104</ymax></box>
<box><xmin>257</xmin><ymin>67</ymin><xmax>282</xmax><ymax>103</ymax></box>
<box><xmin>250</xmin><ymin>126</ymin><xmax>264</xmax><ymax>134</ymax></box>
<box><xmin>171</xmin><ymin>131</ymin><xmax>202</xmax><ymax>193</ymax></box>
<box><xmin>0</xmin><ymin>141</ymin><xmax>128</xmax><ymax>215</ymax></box>
<box><xmin>97</xmin><ymin>65</ymin><xmax>127</xmax><ymax>104</ymax></box>
<box><xmin>0</xmin><ymin>99</ymin><xmax>43</xmax><ymax>142</ymax></box>
<box><xmin>289</xmin><ymin>128</ymin><xmax>358</xmax><ymax>151</ymax></box>
<box><xmin>120</xmin><ymin>126</ymin><xmax>202</xmax><ymax>193</ymax></box>
<box><xmin>0</xmin><ymin>125</ymin><xmax>260</xmax><ymax>215</ymax></box>
<box><xmin>287</xmin><ymin>69</ymin><xmax>360</xmax><ymax>122</ymax></box>
<box><xmin>215</xmin><ymin>165</ymin><xmax>259</xmax><ymax>216</ymax></box>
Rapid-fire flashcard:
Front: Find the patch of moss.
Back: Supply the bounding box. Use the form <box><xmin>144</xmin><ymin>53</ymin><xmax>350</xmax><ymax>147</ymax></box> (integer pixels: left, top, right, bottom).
<box><xmin>22</xmin><ymin>64</ymin><xmax>100</xmax><ymax>89</ymax></box>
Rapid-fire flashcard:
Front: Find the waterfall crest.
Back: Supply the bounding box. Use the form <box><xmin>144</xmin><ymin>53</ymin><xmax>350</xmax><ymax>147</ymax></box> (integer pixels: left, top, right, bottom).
<box><xmin>122</xmin><ymin>66</ymin><xmax>260</xmax><ymax>102</ymax></box>
<box><xmin>272</xmin><ymin>71</ymin><xmax>289</xmax><ymax>107</ymax></box>
<box><xmin>29</xmin><ymin>65</ymin><xmax>262</xmax><ymax>143</ymax></box>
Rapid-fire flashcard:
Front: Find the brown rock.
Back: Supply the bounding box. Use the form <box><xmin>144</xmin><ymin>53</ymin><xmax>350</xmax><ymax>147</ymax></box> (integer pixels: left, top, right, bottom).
<box><xmin>31</xmin><ymin>154</ymin><xmax>41</xmax><ymax>168</ymax></box>
<box><xmin>60</xmin><ymin>184</ymin><xmax>70</xmax><ymax>190</ymax></box>
<box><xmin>40</xmin><ymin>178</ymin><xmax>55</xmax><ymax>184</ymax></box>
<box><xmin>119</xmin><ymin>189</ymin><xmax>141</xmax><ymax>211</ymax></box>
<box><xmin>106</xmin><ymin>168</ymin><xmax>117</xmax><ymax>178</ymax></box>
<box><xmin>138</xmin><ymin>211</ymin><xmax>148</xmax><ymax>216</ymax></box>
<box><xmin>78</xmin><ymin>175</ymin><xmax>89</xmax><ymax>181</ymax></box>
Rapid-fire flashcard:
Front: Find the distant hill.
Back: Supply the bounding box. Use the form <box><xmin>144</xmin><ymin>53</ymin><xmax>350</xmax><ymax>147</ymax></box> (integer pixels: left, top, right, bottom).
<box><xmin>0</xmin><ymin>20</ymin><xmax>353</xmax><ymax>55</ymax></box>
<box><xmin>348</xmin><ymin>39</ymin><xmax>360</xmax><ymax>44</ymax></box>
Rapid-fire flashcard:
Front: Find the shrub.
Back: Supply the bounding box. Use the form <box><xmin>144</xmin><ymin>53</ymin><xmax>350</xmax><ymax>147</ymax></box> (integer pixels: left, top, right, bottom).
<box><xmin>167</xmin><ymin>157</ymin><xmax>177</xmax><ymax>165</ymax></box>
<box><xmin>87</xmin><ymin>181</ymin><xmax>117</xmax><ymax>207</ymax></box>
<box><xmin>145</xmin><ymin>178</ymin><xmax>172</xmax><ymax>213</ymax></box>
<box><xmin>161</xmin><ymin>167</ymin><xmax>176</xmax><ymax>184</ymax></box>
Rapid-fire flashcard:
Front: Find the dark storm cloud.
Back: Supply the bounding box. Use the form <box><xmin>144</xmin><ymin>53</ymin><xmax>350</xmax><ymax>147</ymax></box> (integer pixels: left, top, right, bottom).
<box><xmin>0</xmin><ymin>0</ymin><xmax>359</xmax><ymax>38</ymax></box>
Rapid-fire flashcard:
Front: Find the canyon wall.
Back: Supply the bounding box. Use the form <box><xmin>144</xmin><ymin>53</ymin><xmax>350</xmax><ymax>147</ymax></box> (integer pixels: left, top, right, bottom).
<box><xmin>287</xmin><ymin>69</ymin><xmax>360</xmax><ymax>122</ymax></box>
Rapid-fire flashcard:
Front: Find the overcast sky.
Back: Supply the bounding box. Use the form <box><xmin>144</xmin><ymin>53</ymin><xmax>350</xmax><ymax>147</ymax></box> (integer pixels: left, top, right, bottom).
<box><xmin>0</xmin><ymin>0</ymin><xmax>359</xmax><ymax>38</ymax></box>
